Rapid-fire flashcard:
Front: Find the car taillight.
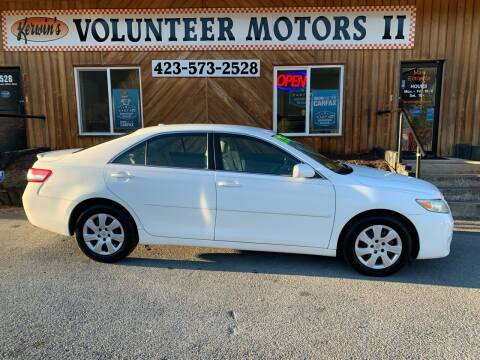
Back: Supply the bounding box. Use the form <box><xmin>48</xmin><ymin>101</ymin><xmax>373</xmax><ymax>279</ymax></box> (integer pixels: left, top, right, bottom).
<box><xmin>27</xmin><ymin>168</ymin><xmax>52</xmax><ymax>183</ymax></box>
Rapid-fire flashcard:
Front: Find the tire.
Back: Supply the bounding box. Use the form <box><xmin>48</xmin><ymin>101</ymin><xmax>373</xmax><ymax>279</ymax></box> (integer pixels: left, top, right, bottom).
<box><xmin>342</xmin><ymin>215</ymin><xmax>412</xmax><ymax>276</ymax></box>
<box><xmin>74</xmin><ymin>204</ymin><xmax>138</xmax><ymax>263</ymax></box>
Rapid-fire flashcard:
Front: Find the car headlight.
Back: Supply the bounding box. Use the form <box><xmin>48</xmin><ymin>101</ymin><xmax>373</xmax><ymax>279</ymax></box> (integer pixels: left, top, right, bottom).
<box><xmin>416</xmin><ymin>199</ymin><xmax>450</xmax><ymax>213</ymax></box>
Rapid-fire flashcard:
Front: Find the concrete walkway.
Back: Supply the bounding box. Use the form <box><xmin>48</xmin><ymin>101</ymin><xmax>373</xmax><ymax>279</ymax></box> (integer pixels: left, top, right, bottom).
<box><xmin>405</xmin><ymin>157</ymin><xmax>480</xmax><ymax>220</ymax></box>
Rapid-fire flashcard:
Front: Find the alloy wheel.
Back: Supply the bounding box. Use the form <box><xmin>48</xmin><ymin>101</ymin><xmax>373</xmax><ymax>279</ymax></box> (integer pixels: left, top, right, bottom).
<box><xmin>82</xmin><ymin>213</ymin><xmax>125</xmax><ymax>255</ymax></box>
<box><xmin>354</xmin><ymin>225</ymin><xmax>403</xmax><ymax>270</ymax></box>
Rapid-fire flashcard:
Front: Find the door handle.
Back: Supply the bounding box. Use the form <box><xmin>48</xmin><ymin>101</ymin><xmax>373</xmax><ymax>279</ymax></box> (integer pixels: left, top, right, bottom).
<box><xmin>216</xmin><ymin>180</ymin><xmax>241</xmax><ymax>188</ymax></box>
<box><xmin>110</xmin><ymin>171</ymin><xmax>134</xmax><ymax>180</ymax></box>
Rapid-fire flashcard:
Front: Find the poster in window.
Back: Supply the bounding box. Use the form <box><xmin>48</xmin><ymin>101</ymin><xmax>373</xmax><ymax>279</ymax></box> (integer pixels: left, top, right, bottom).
<box><xmin>426</xmin><ymin>107</ymin><xmax>435</xmax><ymax>122</ymax></box>
<box><xmin>112</xmin><ymin>89</ymin><xmax>140</xmax><ymax>130</ymax></box>
<box><xmin>310</xmin><ymin>89</ymin><xmax>339</xmax><ymax>133</ymax></box>
<box><xmin>288</xmin><ymin>89</ymin><xmax>306</xmax><ymax>107</ymax></box>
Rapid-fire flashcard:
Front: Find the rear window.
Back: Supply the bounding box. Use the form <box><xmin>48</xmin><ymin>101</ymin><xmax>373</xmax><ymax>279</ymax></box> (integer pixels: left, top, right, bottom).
<box><xmin>146</xmin><ymin>134</ymin><xmax>207</xmax><ymax>170</ymax></box>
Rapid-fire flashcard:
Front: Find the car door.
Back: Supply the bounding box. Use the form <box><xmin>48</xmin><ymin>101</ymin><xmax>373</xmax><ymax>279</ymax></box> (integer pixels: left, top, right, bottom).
<box><xmin>213</xmin><ymin>133</ymin><xmax>335</xmax><ymax>248</ymax></box>
<box><xmin>104</xmin><ymin>132</ymin><xmax>216</xmax><ymax>240</ymax></box>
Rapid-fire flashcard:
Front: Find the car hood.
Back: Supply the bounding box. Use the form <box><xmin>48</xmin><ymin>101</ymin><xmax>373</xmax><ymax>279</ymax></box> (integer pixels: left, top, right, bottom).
<box><xmin>347</xmin><ymin>164</ymin><xmax>442</xmax><ymax>197</ymax></box>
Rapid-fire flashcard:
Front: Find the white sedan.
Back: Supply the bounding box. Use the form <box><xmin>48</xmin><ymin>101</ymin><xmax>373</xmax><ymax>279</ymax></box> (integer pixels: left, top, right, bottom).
<box><xmin>23</xmin><ymin>125</ymin><xmax>453</xmax><ymax>276</ymax></box>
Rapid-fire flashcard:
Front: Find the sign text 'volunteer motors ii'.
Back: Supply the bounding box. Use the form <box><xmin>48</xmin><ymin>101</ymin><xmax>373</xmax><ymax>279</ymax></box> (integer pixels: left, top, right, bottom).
<box><xmin>2</xmin><ymin>6</ymin><xmax>416</xmax><ymax>51</ymax></box>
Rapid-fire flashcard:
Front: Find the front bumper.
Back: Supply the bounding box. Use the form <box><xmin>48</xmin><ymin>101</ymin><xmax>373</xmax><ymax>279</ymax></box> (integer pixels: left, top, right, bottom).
<box><xmin>409</xmin><ymin>211</ymin><xmax>454</xmax><ymax>259</ymax></box>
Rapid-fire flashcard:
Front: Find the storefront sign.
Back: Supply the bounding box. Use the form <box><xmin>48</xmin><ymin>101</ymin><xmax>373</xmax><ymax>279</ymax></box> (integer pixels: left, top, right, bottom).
<box><xmin>277</xmin><ymin>72</ymin><xmax>307</xmax><ymax>91</ymax></box>
<box><xmin>400</xmin><ymin>68</ymin><xmax>435</xmax><ymax>102</ymax></box>
<box><xmin>152</xmin><ymin>59</ymin><xmax>259</xmax><ymax>77</ymax></box>
<box><xmin>2</xmin><ymin>6</ymin><xmax>416</xmax><ymax>51</ymax></box>
<box><xmin>0</xmin><ymin>69</ymin><xmax>20</xmax><ymax>111</ymax></box>
<box><xmin>310</xmin><ymin>89</ymin><xmax>339</xmax><ymax>132</ymax></box>
<box><xmin>112</xmin><ymin>89</ymin><xmax>140</xmax><ymax>130</ymax></box>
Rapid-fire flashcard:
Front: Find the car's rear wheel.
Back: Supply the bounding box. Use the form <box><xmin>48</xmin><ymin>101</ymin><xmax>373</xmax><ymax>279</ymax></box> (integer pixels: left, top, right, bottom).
<box><xmin>342</xmin><ymin>215</ymin><xmax>411</xmax><ymax>276</ymax></box>
<box><xmin>75</xmin><ymin>205</ymin><xmax>138</xmax><ymax>263</ymax></box>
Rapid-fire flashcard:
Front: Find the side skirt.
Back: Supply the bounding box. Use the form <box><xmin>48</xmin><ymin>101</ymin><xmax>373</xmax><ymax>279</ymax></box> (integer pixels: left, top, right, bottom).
<box><xmin>138</xmin><ymin>230</ymin><xmax>337</xmax><ymax>257</ymax></box>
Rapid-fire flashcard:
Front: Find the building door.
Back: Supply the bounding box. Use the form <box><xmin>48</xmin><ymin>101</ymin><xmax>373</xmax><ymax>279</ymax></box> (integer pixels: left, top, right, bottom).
<box><xmin>399</xmin><ymin>61</ymin><xmax>443</xmax><ymax>155</ymax></box>
<box><xmin>0</xmin><ymin>67</ymin><xmax>26</xmax><ymax>152</ymax></box>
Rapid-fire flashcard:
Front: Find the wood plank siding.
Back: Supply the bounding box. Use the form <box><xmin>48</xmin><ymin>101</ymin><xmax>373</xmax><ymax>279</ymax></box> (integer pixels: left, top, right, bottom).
<box><xmin>0</xmin><ymin>0</ymin><xmax>479</xmax><ymax>155</ymax></box>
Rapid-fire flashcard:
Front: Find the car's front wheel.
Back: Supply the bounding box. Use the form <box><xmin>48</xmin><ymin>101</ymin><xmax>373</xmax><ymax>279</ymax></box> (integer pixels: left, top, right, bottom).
<box><xmin>75</xmin><ymin>205</ymin><xmax>138</xmax><ymax>263</ymax></box>
<box><xmin>343</xmin><ymin>215</ymin><xmax>412</xmax><ymax>276</ymax></box>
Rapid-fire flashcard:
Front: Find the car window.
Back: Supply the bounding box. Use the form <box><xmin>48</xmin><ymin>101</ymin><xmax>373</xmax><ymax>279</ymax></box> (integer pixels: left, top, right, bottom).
<box><xmin>113</xmin><ymin>142</ymin><xmax>146</xmax><ymax>165</ymax></box>
<box><xmin>216</xmin><ymin>134</ymin><xmax>299</xmax><ymax>176</ymax></box>
<box><xmin>146</xmin><ymin>133</ymin><xmax>208</xmax><ymax>170</ymax></box>
<box><xmin>273</xmin><ymin>134</ymin><xmax>352</xmax><ymax>174</ymax></box>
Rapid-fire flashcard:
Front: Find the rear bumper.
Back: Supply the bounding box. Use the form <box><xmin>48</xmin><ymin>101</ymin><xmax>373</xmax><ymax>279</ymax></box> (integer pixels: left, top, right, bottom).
<box><xmin>410</xmin><ymin>212</ymin><xmax>454</xmax><ymax>259</ymax></box>
<box><xmin>22</xmin><ymin>184</ymin><xmax>72</xmax><ymax>236</ymax></box>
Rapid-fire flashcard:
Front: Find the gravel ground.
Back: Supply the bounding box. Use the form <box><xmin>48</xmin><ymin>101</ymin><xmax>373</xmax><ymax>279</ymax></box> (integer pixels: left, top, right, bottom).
<box><xmin>0</xmin><ymin>207</ymin><xmax>479</xmax><ymax>359</ymax></box>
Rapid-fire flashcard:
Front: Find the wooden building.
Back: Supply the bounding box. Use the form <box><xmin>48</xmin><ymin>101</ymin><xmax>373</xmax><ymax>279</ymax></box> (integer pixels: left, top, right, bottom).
<box><xmin>0</xmin><ymin>0</ymin><xmax>479</xmax><ymax>157</ymax></box>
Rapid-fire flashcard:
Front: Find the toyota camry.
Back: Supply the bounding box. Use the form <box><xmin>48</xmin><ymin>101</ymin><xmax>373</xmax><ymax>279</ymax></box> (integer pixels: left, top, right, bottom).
<box><xmin>23</xmin><ymin>124</ymin><xmax>453</xmax><ymax>276</ymax></box>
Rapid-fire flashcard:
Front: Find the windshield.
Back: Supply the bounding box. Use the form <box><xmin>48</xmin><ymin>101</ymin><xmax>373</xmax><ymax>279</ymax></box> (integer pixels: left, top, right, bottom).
<box><xmin>273</xmin><ymin>134</ymin><xmax>352</xmax><ymax>174</ymax></box>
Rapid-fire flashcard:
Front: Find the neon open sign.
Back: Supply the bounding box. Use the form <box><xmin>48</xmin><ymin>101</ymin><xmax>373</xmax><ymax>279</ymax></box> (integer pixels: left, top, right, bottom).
<box><xmin>276</xmin><ymin>71</ymin><xmax>307</xmax><ymax>91</ymax></box>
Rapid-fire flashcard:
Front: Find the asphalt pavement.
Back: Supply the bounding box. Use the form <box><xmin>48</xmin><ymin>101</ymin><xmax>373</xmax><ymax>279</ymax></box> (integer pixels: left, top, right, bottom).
<box><xmin>0</xmin><ymin>207</ymin><xmax>479</xmax><ymax>359</ymax></box>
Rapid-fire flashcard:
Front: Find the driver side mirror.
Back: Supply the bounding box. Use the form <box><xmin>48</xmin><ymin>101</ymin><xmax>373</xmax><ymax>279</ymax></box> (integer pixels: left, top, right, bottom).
<box><xmin>292</xmin><ymin>163</ymin><xmax>316</xmax><ymax>178</ymax></box>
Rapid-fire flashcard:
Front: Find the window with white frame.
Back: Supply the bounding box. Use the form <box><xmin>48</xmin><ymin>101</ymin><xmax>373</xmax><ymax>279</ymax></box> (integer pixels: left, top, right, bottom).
<box><xmin>273</xmin><ymin>65</ymin><xmax>344</xmax><ymax>136</ymax></box>
<box><xmin>75</xmin><ymin>67</ymin><xmax>143</xmax><ymax>135</ymax></box>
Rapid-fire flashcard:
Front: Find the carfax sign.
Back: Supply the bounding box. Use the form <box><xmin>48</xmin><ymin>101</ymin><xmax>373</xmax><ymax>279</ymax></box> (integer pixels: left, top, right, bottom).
<box><xmin>112</xmin><ymin>89</ymin><xmax>140</xmax><ymax>130</ymax></box>
<box><xmin>310</xmin><ymin>89</ymin><xmax>340</xmax><ymax>133</ymax></box>
<box><xmin>2</xmin><ymin>6</ymin><xmax>415</xmax><ymax>51</ymax></box>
